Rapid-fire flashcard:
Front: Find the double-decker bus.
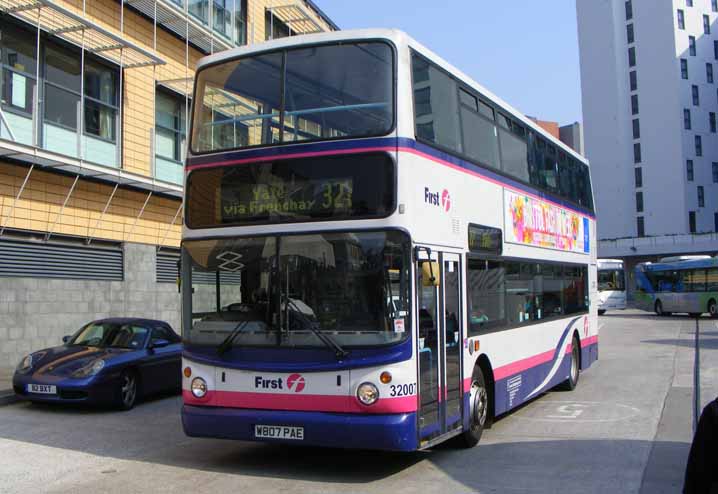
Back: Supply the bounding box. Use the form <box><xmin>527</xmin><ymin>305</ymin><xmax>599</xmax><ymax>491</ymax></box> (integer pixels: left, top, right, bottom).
<box><xmin>180</xmin><ymin>29</ymin><xmax>598</xmax><ymax>451</ymax></box>
<box><xmin>635</xmin><ymin>256</ymin><xmax>718</xmax><ymax>317</ymax></box>
<box><xmin>597</xmin><ymin>259</ymin><xmax>626</xmax><ymax>315</ymax></box>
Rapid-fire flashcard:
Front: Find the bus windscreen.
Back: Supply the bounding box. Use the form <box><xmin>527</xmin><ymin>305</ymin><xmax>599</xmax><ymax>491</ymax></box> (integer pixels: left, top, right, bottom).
<box><xmin>191</xmin><ymin>41</ymin><xmax>394</xmax><ymax>153</ymax></box>
<box><xmin>186</xmin><ymin>153</ymin><xmax>395</xmax><ymax>228</ymax></box>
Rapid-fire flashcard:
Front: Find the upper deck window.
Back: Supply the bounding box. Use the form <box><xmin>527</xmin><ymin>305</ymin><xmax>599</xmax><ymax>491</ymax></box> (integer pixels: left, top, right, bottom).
<box><xmin>191</xmin><ymin>41</ymin><xmax>394</xmax><ymax>153</ymax></box>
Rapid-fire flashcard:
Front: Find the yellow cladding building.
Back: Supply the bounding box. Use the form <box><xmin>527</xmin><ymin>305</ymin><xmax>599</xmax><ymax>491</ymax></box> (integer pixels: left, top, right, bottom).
<box><xmin>0</xmin><ymin>0</ymin><xmax>336</xmax><ymax>370</ymax></box>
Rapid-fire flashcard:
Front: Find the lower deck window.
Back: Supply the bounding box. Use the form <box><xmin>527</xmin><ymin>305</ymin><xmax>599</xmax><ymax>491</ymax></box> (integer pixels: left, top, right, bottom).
<box><xmin>467</xmin><ymin>258</ymin><xmax>588</xmax><ymax>335</ymax></box>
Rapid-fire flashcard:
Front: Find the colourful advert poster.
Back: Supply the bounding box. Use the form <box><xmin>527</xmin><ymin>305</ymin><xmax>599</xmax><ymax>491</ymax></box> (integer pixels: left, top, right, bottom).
<box><xmin>505</xmin><ymin>190</ymin><xmax>590</xmax><ymax>254</ymax></box>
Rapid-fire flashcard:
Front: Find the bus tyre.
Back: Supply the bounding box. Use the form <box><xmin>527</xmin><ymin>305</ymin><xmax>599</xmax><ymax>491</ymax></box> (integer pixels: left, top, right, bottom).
<box><xmin>655</xmin><ymin>300</ymin><xmax>671</xmax><ymax>317</ymax></box>
<box><xmin>457</xmin><ymin>367</ymin><xmax>489</xmax><ymax>448</ymax></box>
<box><xmin>709</xmin><ymin>299</ymin><xmax>717</xmax><ymax>319</ymax></box>
<box><xmin>558</xmin><ymin>336</ymin><xmax>580</xmax><ymax>391</ymax></box>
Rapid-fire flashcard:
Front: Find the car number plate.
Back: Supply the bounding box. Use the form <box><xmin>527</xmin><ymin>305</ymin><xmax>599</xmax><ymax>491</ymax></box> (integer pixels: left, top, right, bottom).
<box><xmin>26</xmin><ymin>384</ymin><xmax>56</xmax><ymax>395</ymax></box>
<box><xmin>254</xmin><ymin>425</ymin><xmax>304</xmax><ymax>440</ymax></box>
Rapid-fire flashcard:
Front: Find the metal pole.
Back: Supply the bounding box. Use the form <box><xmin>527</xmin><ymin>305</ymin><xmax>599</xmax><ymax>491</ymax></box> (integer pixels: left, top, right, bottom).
<box><xmin>87</xmin><ymin>183</ymin><xmax>119</xmax><ymax>244</ymax></box>
<box><xmin>0</xmin><ymin>164</ymin><xmax>34</xmax><ymax>236</ymax></box>
<box><xmin>45</xmin><ymin>175</ymin><xmax>80</xmax><ymax>241</ymax></box>
<box><xmin>693</xmin><ymin>315</ymin><xmax>701</xmax><ymax>434</ymax></box>
<box><xmin>157</xmin><ymin>201</ymin><xmax>183</xmax><ymax>252</ymax></box>
<box><xmin>33</xmin><ymin>7</ymin><xmax>42</xmax><ymax>147</ymax></box>
<box><xmin>127</xmin><ymin>191</ymin><xmax>153</xmax><ymax>240</ymax></box>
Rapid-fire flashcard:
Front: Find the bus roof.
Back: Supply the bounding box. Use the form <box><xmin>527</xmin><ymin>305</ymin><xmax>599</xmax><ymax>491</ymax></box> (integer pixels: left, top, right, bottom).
<box><xmin>194</xmin><ymin>28</ymin><xmax>589</xmax><ymax>166</ymax></box>
<box><xmin>637</xmin><ymin>257</ymin><xmax>718</xmax><ymax>272</ymax></box>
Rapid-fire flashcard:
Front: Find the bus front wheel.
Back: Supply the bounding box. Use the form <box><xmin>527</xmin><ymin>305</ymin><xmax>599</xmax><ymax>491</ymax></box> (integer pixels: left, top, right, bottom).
<box><xmin>655</xmin><ymin>300</ymin><xmax>671</xmax><ymax>317</ymax></box>
<box><xmin>456</xmin><ymin>367</ymin><xmax>489</xmax><ymax>448</ymax></box>
<box><xmin>558</xmin><ymin>336</ymin><xmax>580</xmax><ymax>391</ymax></box>
<box><xmin>708</xmin><ymin>299</ymin><xmax>717</xmax><ymax>319</ymax></box>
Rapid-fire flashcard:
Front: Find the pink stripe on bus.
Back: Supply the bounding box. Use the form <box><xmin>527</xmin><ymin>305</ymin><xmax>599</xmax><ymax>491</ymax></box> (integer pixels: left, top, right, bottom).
<box><xmin>183</xmin><ymin>389</ymin><xmax>417</xmax><ymax>414</ymax></box>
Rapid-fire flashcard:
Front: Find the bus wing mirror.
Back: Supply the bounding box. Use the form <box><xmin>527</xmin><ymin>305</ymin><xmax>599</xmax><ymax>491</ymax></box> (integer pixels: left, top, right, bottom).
<box><xmin>421</xmin><ymin>261</ymin><xmax>440</xmax><ymax>287</ymax></box>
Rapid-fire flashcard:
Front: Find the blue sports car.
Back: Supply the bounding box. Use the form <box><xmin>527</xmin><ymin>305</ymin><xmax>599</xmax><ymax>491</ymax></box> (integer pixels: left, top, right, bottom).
<box><xmin>13</xmin><ymin>318</ymin><xmax>182</xmax><ymax>410</ymax></box>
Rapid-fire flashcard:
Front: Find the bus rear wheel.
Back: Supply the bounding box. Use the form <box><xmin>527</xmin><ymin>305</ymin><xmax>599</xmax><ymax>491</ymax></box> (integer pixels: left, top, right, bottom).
<box><xmin>558</xmin><ymin>336</ymin><xmax>580</xmax><ymax>391</ymax></box>
<box><xmin>456</xmin><ymin>367</ymin><xmax>488</xmax><ymax>448</ymax></box>
<box><xmin>708</xmin><ymin>299</ymin><xmax>717</xmax><ymax>319</ymax></box>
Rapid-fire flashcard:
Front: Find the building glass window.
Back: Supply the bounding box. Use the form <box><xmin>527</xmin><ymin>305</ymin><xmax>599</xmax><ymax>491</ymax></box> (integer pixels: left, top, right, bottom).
<box><xmin>627</xmin><ymin>24</ymin><xmax>635</xmax><ymax>44</ymax></box>
<box><xmin>155</xmin><ymin>90</ymin><xmax>188</xmax><ymax>162</ymax></box>
<box><xmin>626</xmin><ymin>0</ymin><xmax>633</xmax><ymax>20</ymax></box>
<box><xmin>235</xmin><ymin>0</ymin><xmax>248</xmax><ymax>45</ymax></box>
<box><xmin>637</xmin><ymin>216</ymin><xmax>645</xmax><ymax>237</ymax></box>
<box><xmin>687</xmin><ymin>0</ymin><xmax>693</xmax><ymax>6</ymax></box>
<box><xmin>708</xmin><ymin>63</ymin><xmax>714</xmax><ymax>83</ymax></box>
<box><xmin>630</xmin><ymin>70</ymin><xmax>637</xmax><ymax>91</ymax></box>
<box><xmin>714</xmin><ymin>0</ymin><xmax>718</xmax><ymax>13</ymax></box>
<box><xmin>711</xmin><ymin>112</ymin><xmax>716</xmax><ymax>132</ymax></box>
<box><xmin>636</xmin><ymin>191</ymin><xmax>643</xmax><ymax>212</ymax></box>
<box><xmin>690</xmin><ymin>36</ymin><xmax>696</xmax><ymax>56</ymax></box>
<box><xmin>695</xmin><ymin>135</ymin><xmax>703</xmax><ymax>156</ymax></box>
<box><xmin>265</xmin><ymin>10</ymin><xmax>292</xmax><ymax>40</ymax></box>
<box><xmin>634</xmin><ymin>142</ymin><xmax>641</xmax><ymax>163</ymax></box>
<box><xmin>712</xmin><ymin>162</ymin><xmax>718</xmax><ymax>182</ymax></box>
<box><xmin>628</xmin><ymin>47</ymin><xmax>636</xmax><ymax>67</ymax></box>
<box><xmin>635</xmin><ymin>167</ymin><xmax>642</xmax><ymax>187</ymax></box>
<box><xmin>188</xmin><ymin>0</ymin><xmax>209</xmax><ymax>25</ymax></box>
<box><xmin>678</xmin><ymin>9</ymin><xmax>685</xmax><ymax>29</ymax></box>
<box><xmin>705</xmin><ymin>15</ymin><xmax>711</xmax><ymax>34</ymax></box>
<box><xmin>687</xmin><ymin>159</ymin><xmax>694</xmax><ymax>181</ymax></box>
<box><xmin>698</xmin><ymin>186</ymin><xmax>705</xmax><ymax>207</ymax></box>
<box><xmin>681</xmin><ymin>58</ymin><xmax>689</xmax><ymax>79</ymax></box>
<box><xmin>632</xmin><ymin>118</ymin><xmax>640</xmax><ymax>139</ymax></box>
<box><xmin>692</xmin><ymin>85</ymin><xmax>700</xmax><ymax>105</ymax></box>
<box><xmin>689</xmin><ymin>211</ymin><xmax>696</xmax><ymax>232</ymax></box>
<box><xmin>715</xmin><ymin>212</ymin><xmax>718</xmax><ymax>232</ymax></box>
<box><xmin>212</xmin><ymin>0</ymin><xmax>232</xmax><ymax>38</ymax></box>
<box><xmin>631</xmin><ymin>94</ymin><xmax>639</xmax><ymax>115</ymax></box>
<box><xmin>685</xmin><ymin>108</ymin><xmax>692</xmax><ymax>129</ymax></box>
<box><xmin>0</xmin><ymin>21</ymin><xmax>37</xmax><ymax>116</ymax></box>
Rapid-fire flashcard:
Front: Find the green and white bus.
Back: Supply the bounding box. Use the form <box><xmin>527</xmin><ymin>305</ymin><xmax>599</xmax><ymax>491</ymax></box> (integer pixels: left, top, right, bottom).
<box><xmin>635</xmin><ymin>256</ymin><xmax>718</xmax><ymax>317</ymax></box>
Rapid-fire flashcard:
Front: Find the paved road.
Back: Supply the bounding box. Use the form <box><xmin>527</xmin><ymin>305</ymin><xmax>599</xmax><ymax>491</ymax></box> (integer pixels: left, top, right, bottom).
<box><xmin>0</xmin><ymin>311</ymin><xmax>716</xmax><ymax>494</ymax></box>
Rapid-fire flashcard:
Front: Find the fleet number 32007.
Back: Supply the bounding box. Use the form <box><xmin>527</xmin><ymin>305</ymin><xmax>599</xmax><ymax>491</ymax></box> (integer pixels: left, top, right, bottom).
<box><xmin>389</xmin><ymin>383</ymin><xmax>416</xmax><ymax>397</ymax></box>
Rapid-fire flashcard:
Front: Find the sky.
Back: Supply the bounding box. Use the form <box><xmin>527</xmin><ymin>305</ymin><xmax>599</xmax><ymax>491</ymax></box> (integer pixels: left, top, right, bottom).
<box><xmin>318</xmin><ymin>1</ymin><xmax>583</xmax><ymax>125</ymax></box>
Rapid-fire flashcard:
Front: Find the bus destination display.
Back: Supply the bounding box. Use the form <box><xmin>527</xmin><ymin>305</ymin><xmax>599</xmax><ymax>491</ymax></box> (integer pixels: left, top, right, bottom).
<box><xmin>221</xmin><ymin>178</ymin><xmax>353</xmax><ymax>221</ymax></box>
<box><xmin>468</xmin><ymin>224</ymin><xmax>502</xmax><ymax>255</ymax></box>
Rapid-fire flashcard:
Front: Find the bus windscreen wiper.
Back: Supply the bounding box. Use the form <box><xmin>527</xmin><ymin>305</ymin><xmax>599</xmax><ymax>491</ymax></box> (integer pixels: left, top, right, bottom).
<box><xmin>285</xmin><ymin>298</ymin><xmax>349</xmax><ymax>360</ymax></box>
<box><xmin>217</xmin><ymin>320</ymin><xmax>249</xmax><ymax>356</ymax></box>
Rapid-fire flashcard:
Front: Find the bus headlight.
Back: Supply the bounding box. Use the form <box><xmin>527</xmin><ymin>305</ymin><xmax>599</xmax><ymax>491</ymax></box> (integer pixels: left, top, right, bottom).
<box><xmin>357</xmin><ymin>382</ymin><xmax>379</xmax><ymax>406</ymax></box>
<box><xmin>191</xmin><ymin>377</ymin><xmax>207</xmax><ymax>398</ymax></box>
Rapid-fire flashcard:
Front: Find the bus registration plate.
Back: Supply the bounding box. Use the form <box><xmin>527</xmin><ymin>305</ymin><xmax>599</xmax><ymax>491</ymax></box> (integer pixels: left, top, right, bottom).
<box><xmin>254</xmin><ymin>425</ymin><xmax>304</xmax><ymax>440</ymax></box>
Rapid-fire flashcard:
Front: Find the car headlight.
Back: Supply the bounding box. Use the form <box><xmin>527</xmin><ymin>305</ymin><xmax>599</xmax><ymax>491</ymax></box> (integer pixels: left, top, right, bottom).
<box><xmin>72</xmin><ymin>359</ymin><xmax>106</xmax><ymax>378</ymax></box>
<box><xmin>17</xmin><ymin>354</ymin><xmax>33</xmax><ymax>372</ymax></box>
<box><xmin>191</xmin><ymin>377</ymin><xmax>207</xmax><ymax>398</ymax></box>
<box><xmin>356</xmin><ymin>382</ymin><xmax>379</xmax><ymax>406</ymax></box>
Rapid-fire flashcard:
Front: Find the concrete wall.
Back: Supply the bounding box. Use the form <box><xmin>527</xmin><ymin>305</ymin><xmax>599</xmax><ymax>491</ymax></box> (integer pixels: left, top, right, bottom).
<box><xmin>0</xmin><ymin>243</ymin><xmax>181</xmax><ymax>372</ymax></box>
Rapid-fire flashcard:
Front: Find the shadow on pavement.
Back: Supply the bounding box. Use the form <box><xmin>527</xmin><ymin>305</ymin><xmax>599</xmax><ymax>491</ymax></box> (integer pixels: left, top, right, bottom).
<box><xmin>641</xmin><ymin>337</ymin><xmax>718</xmax><ymax>350</ymax></box>
<box><xmin>0</xmin><ymin>396</ymin><xmax>692</xmax><ymax>490</ymax></box>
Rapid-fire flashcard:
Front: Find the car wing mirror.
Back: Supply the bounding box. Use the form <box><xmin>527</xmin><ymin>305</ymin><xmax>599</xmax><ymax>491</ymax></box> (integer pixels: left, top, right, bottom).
<box><xmin>62</xmin><ymin>335</ymin><xmax>71</xmax><ymax>344</ymax></box>
<box><xmin>150</xmin><ymin>339</ymin><xmax>170</xmax><ymax>349</ymax></box>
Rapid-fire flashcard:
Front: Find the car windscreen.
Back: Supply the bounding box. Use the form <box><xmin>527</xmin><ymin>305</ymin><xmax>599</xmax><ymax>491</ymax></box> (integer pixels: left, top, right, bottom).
<box><xmin>191</xmin><ymin>41</ymin><xmax>394</xmax><ymax>153</ymax></box>
<box><xmin>70</xmin><ymin>323</ymin><xmax>149</xmax><ymax>349</ymax></box>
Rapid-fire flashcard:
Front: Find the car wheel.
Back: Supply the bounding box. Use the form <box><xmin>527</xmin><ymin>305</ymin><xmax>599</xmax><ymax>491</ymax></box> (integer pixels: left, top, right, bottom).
<box><xmin>598</xmin><ymin>309</ymin><xmax>606</xmax><ymax>316</ymax></box>
<box><xmin>708</xmin><ymin>299</ymin><xmax>717</xmax><ymax>319</ymax></box>
<box><xmin>455</xmin><ymin>367</ymin><xmax>489</xmax><ymax>448</ymax></box>
<box><xmin>558</xmin><ymin>336</ymin><xmax>580</xmax><ymax>391</ymax></box>
<box><xmin>117</xmin><ymin>370</ymin><xmax>138</xmax><ymax>411</ymax></box>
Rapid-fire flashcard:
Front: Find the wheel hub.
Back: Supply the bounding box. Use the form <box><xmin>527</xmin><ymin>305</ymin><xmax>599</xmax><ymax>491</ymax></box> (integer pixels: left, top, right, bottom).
<box><xmin>469</xmin><ymin>380</ymin><xmax>488</xmax><ymax>427</ymax></box>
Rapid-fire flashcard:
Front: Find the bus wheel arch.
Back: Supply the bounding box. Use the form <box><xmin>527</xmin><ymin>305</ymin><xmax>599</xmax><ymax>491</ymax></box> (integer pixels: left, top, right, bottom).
<box><xmin>475</xmin><ymin>354</ymin><xmax>495</xmax><ymax>427</ymax></box>
<box><xmin>454</xmin><ymin>355</ymin><xmax>493</xmax><ymax>448</ymax></box>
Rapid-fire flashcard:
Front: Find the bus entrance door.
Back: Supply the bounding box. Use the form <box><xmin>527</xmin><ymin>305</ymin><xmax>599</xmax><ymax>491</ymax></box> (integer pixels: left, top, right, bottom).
<box><xmin>417</xmin><ymin>250</ymin><xmax>463</xmax><ymax>446</ymax></box>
